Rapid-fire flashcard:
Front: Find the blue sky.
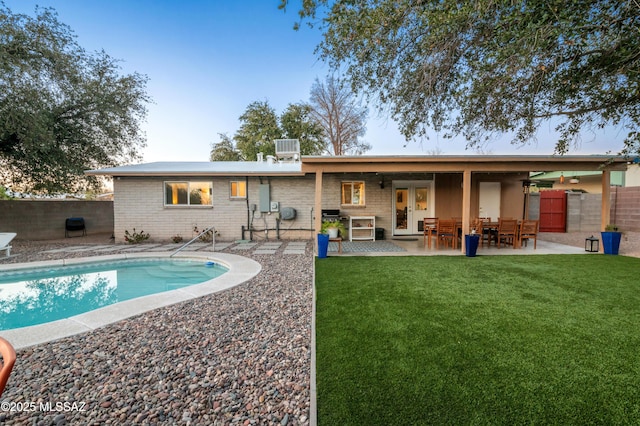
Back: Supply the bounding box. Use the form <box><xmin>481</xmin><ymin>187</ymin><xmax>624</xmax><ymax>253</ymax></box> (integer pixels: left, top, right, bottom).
<box><xmin>8</xmin><ymin>1</ymin><xmax>619</xmax><ymax>162</ymax></box>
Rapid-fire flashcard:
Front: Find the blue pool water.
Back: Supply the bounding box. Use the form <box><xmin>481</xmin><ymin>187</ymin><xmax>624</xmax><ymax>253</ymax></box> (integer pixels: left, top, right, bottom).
<box><xmin>0</xmin><ymin>259</ymin><xmax>228</xmax><ymax>331</ymax></box>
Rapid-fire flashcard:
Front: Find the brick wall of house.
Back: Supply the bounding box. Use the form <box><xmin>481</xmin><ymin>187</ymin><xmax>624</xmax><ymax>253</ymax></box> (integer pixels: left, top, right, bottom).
<box><xmin>113</xmin><ymin>176</ymin><xmax>319</xmax><ymax>243</ymax></box>
<box><xmin>113</xmin><ymin>173</ymin><xmax>398</xmax><ymax>242</ymax></box>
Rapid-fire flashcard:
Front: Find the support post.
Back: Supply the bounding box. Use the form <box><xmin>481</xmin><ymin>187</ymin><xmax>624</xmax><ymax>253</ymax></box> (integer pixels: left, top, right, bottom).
<box><xmin>461</xmin><ymin>169</ymin><xmax>472</xmax><ymax>253</ymax></box>
<box><xmin>314</xmin><ymin>169</ymin><xmax>324</xmax><ymax>254</ymax></box>
<box><xmin>601</xmin><ymin>170</ymin><xmax>611</xmax><ymax>253</ymax></box>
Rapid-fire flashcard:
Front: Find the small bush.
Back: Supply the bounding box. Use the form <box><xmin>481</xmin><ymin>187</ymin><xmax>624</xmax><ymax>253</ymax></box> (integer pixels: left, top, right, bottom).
<box><xmin>124</xmin><ymin>228</ymin><xmax>150</xmax><ymax>244</ymax></box>
<box><xmin>193</xmin><ymin>226</ymin><xmax>216</xmax><ymax>242</ymax></box>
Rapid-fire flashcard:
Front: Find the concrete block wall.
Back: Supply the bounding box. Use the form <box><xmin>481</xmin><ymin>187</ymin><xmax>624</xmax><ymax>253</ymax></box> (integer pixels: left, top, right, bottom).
<box><xmin>580</xmin><ymin>194</ymin><xmax>602</xmax><ymax>230</ymax></box>
<box><xmin>0</xmin><ymin>200</ymin><xmax>113</xmax><ymax>240</ymax></box>
<box><xmin>565</xmin><ymin>192</ymin><xmax>582</xmax><ymax>232</ymax></box>
<box><xmin>611</xmin><ymin>186</ymin><xmax>640</xmax><ymax>231</ymax></box>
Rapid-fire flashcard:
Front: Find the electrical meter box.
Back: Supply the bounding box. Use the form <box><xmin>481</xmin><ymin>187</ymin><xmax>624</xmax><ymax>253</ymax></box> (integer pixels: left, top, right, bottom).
<box><xmin>259</xmin><ymin>184</ymin><xmax>270</xmax><ymax>212</ymax></box>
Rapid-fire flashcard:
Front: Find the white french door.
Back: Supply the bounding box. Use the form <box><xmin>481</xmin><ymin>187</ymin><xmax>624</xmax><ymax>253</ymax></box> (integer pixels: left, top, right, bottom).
<box><xmin>393</xmin><ymin>180</ymin><xmax>434</xmax><ymax>235</ymax></box>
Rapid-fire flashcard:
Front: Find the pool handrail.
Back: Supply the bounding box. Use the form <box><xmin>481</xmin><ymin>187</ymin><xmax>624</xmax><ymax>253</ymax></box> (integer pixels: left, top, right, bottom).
<box><xmin>0</xmin><ymin>336</ymin><xmax>16</xmax><ymax>396</ymax></box>
<box><xmin>171</xmin><ymin>226</ymin><xmax>216</xmax><ymax>257</ymax></box>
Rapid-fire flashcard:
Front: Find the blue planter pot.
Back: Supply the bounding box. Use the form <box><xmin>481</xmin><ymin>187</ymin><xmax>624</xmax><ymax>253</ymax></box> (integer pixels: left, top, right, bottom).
<box><xmin>317</xmin><ymin>233</ymin><xmax>329</xmax><ymax>258</ymax></box>
<box><xmin>465</xmin><ymin>234</ymin><xmax>480</xmax><ymax>257</ymax></box>
<box><xmin>601</xmin><ymin>231</ymin><xmax>621</xmax><ymax>255</ymax></box>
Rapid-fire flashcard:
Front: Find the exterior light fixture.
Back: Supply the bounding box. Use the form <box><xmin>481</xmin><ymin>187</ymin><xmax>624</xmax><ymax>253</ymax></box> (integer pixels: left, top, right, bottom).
<box><xmin>559</xmin><ymin>173</ymin><xmax>565</xmax><ymax>184</ymax></box>
<box><xmin>585</xmin><ymin>235</ymin><xmax>599</xmax><ymax>252</ymax></box>
<box><xmin>570</xmin><ymin>177</ymin><xmax>580</xmax><ymax>184</ymax></box>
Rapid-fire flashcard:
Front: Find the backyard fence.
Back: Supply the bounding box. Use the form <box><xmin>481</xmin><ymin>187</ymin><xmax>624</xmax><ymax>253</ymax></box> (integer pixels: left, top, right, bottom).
<box><xmin>529</xmin><ymin>186</ymin><xmax>640</xmax><ymax>233</ymax></box>
<box><xmin>0</xmin><ymin>200</ymin><xmax>114</xmax><ymax>240</ymax></box>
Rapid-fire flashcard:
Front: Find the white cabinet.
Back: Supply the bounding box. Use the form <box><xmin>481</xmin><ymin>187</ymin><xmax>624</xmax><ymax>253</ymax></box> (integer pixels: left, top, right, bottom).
<box><xmin>349</xmin><ymin>216</ymin><xmax>375</xmax><ymax>241</ymax></box>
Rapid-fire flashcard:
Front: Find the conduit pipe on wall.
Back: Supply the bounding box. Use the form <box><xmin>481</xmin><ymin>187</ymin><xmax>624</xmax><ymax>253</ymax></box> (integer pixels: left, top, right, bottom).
<box><xmin>241</xmin><ymin>226</ymin><xmax>313</xmax><ymax>240</ymax></box>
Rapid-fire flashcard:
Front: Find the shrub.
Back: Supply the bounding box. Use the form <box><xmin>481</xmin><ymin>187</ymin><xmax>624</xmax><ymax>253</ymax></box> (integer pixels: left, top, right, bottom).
<box><xmin>124</xmin><ymin>228</ymin><xmax>150</xmax><ymax>244</ymax></box>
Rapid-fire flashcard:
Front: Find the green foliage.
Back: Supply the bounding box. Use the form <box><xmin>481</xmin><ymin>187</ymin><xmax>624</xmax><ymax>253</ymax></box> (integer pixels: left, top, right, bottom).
<box><xmin>280</xmin><ymin>103</ymin><xmax>325</xmax><ymax>155</ymax></box>
<box><xmin>316</xmin><ymin>255</ymin><xmax>640</xmax><ymax>424</ymax></box>
<box><xmin>234</xmin><ymin>101</ymin><xmax>283</xmax><ymax>161</ymax></box>
<box><xmin>605</xmin><ymin>224</ymin><xmax>620</xmax><ymax>232</ymax></box>
<box><xmin>0</xmin><ymin>186</ymin><xmax>11</xmax><ymax>200</ymax></box>
<box><xmin>320</xmin><ymin>219</ymin><xmax>346</xmax><ymax>237</ymax></box>
<box><xmin>0</xmin><ymin>3</ymin><xmax>150</xmax><ymax>194</ymax></box>
<box><xmin>214</xmin><ymin>100</ymin><xmax>325</xmax><ymax>161</ymax></box>
<box><xmin>210</xmin><ymin>134</ymin><xmax>242</xmax><ymax>161</ymax></box>
<box><xmin>124</xmin><ymin>228</ymin><xmax>150</xmax><ymax>244</ymax></box>
<box><xmin>284</xmin><ymin>0</ymin><xmax>640</xmax><ymax>156</ymax></box>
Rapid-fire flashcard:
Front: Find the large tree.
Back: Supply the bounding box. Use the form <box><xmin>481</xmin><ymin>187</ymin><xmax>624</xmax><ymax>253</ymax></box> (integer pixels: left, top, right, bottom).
<box><xmin>210</xmin><ymin>133</ymin><xmax>242</xmax><ymax>161</ymax></box>
<box><xmin>282</xmin><ymin>0</ymin><xmax>640</xmax><ymax>155</ymax></box>
<box><xmin>309</xmin><ymin>76</ymin><xmax>370</xmax><ymax>155</ymax></box>
<box><xmin>280</xmin><ymin>102</ymin><xmax>325</xmax><ymax>155</ymax></box>
<box><xmin>220</xmin><ymin>100</ymin><xmax>325</xmax><ymax>161</ymax></box>
<box><xmin>233</xmin><ymin>101</ymin><xmax>283</xmax><ymax>160</ymax></box>
<box><xmin>0</xmin><ymin>3</ymin><xmax>150</xmax><ymax>193</ymax></box>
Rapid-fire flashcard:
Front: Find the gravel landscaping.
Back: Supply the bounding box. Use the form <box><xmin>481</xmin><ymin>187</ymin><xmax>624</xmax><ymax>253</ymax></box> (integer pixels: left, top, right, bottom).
<box><xmin>1</xmin><ymin>230</ymin><xmax>637</xmax><ymax>425</ymax></box>
<box><xmin>0</xmin><ymin>237</ymin><xmax>314</xmax><ymax>425</ymax></box>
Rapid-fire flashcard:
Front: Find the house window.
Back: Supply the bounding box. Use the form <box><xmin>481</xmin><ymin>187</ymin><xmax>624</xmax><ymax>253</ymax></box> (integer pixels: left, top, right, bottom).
<box><xmin>164</xmin><ymin>181</ymin><xmax>213</xmax><ymax>206</ymax></box>
<box><xmin>341</xmin><ymin>181</ymin><xmax>365</xmax><ymax>206</ymax></box>
<box><xmin>230</xmin><ymin>180</ymin><xmax>247</xmax><ymax>199</ymax></box>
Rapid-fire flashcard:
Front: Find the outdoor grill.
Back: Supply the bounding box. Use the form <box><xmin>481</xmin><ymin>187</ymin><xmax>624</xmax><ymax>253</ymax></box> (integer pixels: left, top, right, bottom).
<box><xmin>321</xmin><ymin>209</ymin><xmax>343</xmax><ymax>222</ymax></box>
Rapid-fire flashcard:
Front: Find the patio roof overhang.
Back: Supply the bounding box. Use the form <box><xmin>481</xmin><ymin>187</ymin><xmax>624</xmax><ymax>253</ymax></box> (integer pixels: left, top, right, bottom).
<box><xmin>301</xmin><ymin>155</ymin><xmax>628</xmax><ymax>173</ymax></box>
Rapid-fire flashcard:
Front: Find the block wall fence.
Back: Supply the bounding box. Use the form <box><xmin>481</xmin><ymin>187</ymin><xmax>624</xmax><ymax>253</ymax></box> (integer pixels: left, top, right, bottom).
<box><xmin>0</xmin><ymin>200</ymin><xmax>114</xmax><ymax>240</ymax></box>
<box><xmin>529</xmin><ymin>186</ymin><xmax>640</xmax><ymax>233</ymax></box>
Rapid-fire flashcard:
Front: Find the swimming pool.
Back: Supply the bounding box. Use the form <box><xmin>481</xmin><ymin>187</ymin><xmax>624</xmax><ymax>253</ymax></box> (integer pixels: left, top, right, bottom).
<box><xmin>0</xmin><ymin>253</ymin><xmax>262</xmax><ymax>348</ymax></box>
<box><xmin>0</xmin><ymin>258</ymin><xmax>228</xmax><ymax>330</ymax></box>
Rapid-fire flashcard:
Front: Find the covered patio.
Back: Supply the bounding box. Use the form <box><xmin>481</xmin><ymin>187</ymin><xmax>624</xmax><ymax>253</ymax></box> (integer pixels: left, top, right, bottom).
<box><xmin>303</xmin><ymin>155</ymin><xmax>628</xmax><ymax>254</ymax></box>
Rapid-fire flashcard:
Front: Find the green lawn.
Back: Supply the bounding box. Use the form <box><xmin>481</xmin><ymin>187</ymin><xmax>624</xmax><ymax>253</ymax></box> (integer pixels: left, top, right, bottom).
<box><xmin>315</xmin><ymin>255</ymin><xmax>640</xmax><ymax>425</ymax></box>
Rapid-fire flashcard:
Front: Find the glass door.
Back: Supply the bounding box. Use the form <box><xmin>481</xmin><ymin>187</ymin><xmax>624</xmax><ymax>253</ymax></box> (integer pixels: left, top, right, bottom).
<box><xmin>394</xmin><ymin>188</ymin><xmax>409</xmax><ymax>233</ymax></box>
<box><xmin>393</xmin><ymin>180</ymin><xmax>434</xmax><ymax>235</ymax></box>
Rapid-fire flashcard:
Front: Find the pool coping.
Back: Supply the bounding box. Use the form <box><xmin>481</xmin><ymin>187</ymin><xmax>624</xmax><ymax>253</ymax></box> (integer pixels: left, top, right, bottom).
<box><xmin>0</xmin><ymin>252</ymin><xmax>261</xmax><ymax>349</ymax></box>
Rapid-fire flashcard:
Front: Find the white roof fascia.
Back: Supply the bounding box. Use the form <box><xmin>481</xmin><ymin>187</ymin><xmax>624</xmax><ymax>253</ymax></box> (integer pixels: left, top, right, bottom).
<box><xmin>85</xmin><ymin>161</ymin><xmax>303</xmax><ymax>177</ymax></box>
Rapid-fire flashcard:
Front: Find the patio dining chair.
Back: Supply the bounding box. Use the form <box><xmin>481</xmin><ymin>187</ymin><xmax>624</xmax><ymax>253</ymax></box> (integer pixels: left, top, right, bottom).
<box><xmin>518</xmin><ymin>219</ymin><xmax>539</xmax><ymax>249</ymax></box>
<box><xmin>470</xmin><ymin>218</ymin><xmax>484</xmax><ymax>246</ymax></box>
<box><xmin>436</xmin><ymin>219</ymin><xmax>457</xmax><ymax>249</ymax></box>
<box><xmin>496</xmin><ymin>218</ymin><xmax>518</xmax><ymax>249</ymax></box>
<box><xmin>0</xmin><ymin>337</ymin><xmax>16</xmax><ymax>397</ymax></box>
<box><xmin>423</xmin><ymin>217</ymin><xmax>438</xmax><ymax>249</ymax></box>
<box><xmin>476</xmin><ymin>217</ymin><xmax>491</xmax><ymax>247</ymax></box>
